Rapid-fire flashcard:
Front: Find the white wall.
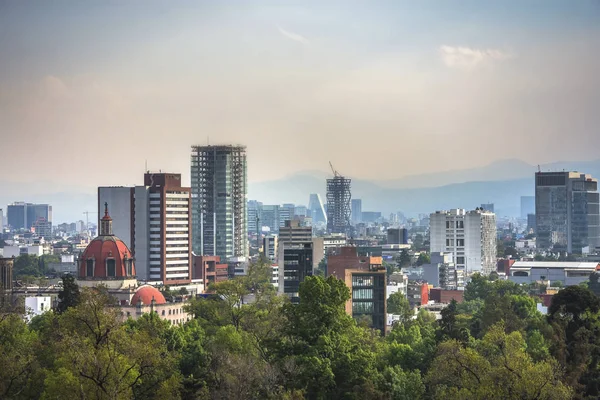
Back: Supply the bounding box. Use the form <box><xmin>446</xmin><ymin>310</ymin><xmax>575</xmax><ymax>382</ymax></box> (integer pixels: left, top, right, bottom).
<box><xmin>98</xmin><ymin>187</ymin><xmax>133</xmax><ymax>246</ymax></box>
<box><xmin>25</xmin><ymin>296</ymin><xmax>52</xmax><ymax>322</ymax></box>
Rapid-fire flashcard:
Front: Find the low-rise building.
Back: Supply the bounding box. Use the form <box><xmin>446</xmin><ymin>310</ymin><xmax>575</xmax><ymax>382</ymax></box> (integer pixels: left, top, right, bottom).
<box><xmin>508</xmin><ymin>261</ymin><xmax>600</xmax><ymax>286</ymax></box>
<box><xmin>407</xmin><ymin>281</ymin><xmax>429</xmax><ymax>308</ymax></box>
<box><xmin>24</xmin><ymin>296</ymin><xmax>52</xmax><ymax>322</ymax></box>
<box><xmin>193</xmin><ymin>255</ymin><xmax>229</xmax><ymax>287</ymax></box>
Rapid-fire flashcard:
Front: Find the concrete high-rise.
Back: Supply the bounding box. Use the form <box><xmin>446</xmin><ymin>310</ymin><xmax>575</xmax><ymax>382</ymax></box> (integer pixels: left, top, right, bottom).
<box><xmin>6</xmin><ymin>202</ymin><xmax>52</xmax><ymax>231</ymax></box>
<box><xmin>351</xmin><ymin>199</ymin><xmax>362</xmax><ymax>224</ymax></box>
<box><xmin>308</xmin><ymin>194</ymin><xmax>327</xmax><ymax>225</ymax></box>
<box><xmin>0</xmin><ymin>208</ymin><xmax>3</xmax><ymax>231</ymax></box>
<box><xmin>98</xmin><ymin>172</ymin><xmax>193</xmax><ymax>284</ymax></box>
<box><xmin>535</xmin><ymin>172</ymin><xmax>600</xmax><ymax>253</ymax></box>
<box><xmin>326</xmin><ymin>174</ymin><xmax>351</xmax><ymax>234</ymax></box>
<box><xmin>429</xmin><ymin>208</ymin><xmax>497</xmax><ymax>275</ymax></box>
<box><xmin>191</xmin><ymin>145</ymin><xmax>248</xmax><ymax>261</ymax></box>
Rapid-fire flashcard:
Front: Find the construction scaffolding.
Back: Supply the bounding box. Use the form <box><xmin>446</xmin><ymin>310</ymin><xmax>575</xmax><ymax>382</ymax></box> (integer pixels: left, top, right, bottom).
<box><xmin>326</xmin><ymin>169</ymin><xmax>352</xmax><ymax>235</ymax></box>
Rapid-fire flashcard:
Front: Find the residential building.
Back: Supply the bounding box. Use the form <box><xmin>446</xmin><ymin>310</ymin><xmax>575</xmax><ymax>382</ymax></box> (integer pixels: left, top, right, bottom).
<box><xmin>326</xmin><ymin>174</ymin><xmax>351</xmax><ymax>234</ymax></box>
<box><xmin>278</xmin><ymin>219</ymin><xmax>320</xmax><ymax>270</ymax></box>
<box><xmin>508</xmin><ymin>261</ymin><xmax>600</xmax><ymax>286</ymax></box>
<box><xmin>535</xmin><ymin>171</ymin><xmax>600</xmax><ymax>253</ymax></box>
<box><xmin>190</xmin><ymin>145</ymin><xmax>248</xmax><ymax>261</ymax></box>
<box><xmin>406</xmin><ymin>281</ymin><xmax>429</xmax><ymax>308</ymax></box>
<box><xmin>429</xmin><ymin>289</ymin><xmax>464</xmax><ymax>304</ymax></box>
<box><xmin>98</xmin><ymin>172</ymin><xmax>192</xmax><ymax>284</ymax></box>
<box><xmin>387</xmin><ymin>228</ymin><xmax>408</xmax><ymax>245</ymax></box>
<box><xmin>422</xmin><ymin>252</ymin><xmax>464</xmax><ymax>290</ymax></box>
<box><xmin>351</xmin><ymin>199</ymin><xmax>362</xmax><ymax>224</ymax></box>
<box><xmin>429</xmin><ymin>208</ymin><xmax>497</xmax><ymax>275</ymax></box>
<box><xmin>327</xmin><ymin>246</ymin><xmax>386</xmax><ymax>334</ymax></box>
<box><xmin>521</xmin><ymin>196</ymin><xmax>535</xmax><ymax>219</ymax></box>
<box><xmin>192</xmin><ymin>255</ymin><xmax>228</xmax><ymax>285</ymax></box>
<box><xmin>263</xmin><ymin>235</ymin><xmax>278</xmax><ymax>262</ymax></box>
<box><xmin>278</xmin><ymin>242</ymin><xmax>313</xmax><ymax>304</ymax></box>
<box><xmin>308</xmin><ymin>194</ymin><xmax>327</xmax><ymax>224</ymax></box>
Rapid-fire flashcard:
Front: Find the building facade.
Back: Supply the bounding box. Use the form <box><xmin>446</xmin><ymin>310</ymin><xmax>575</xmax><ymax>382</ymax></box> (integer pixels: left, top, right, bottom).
<box><xmin>7</xmin><ymin>202</ymin><xmax>52</xmax><ymax>231</ymax></box>
<box><xmin>308</xmin><ymin>194</ymin><xmax>327</xmax><ymax>225</ymax></box>
<box><xmin>429</xmin><ymin>208</ymin><xmax>497</xmax><ymax>275</ymax></box>
<box><xmin>508</xmin><ymin>261</ymin><xmax>600</xmax><ymax>286</ymax></box>
<box><xmin>278</xmin><ymin>242</ymin><xmax>313</xmax><ymax>304</ymax></box>
<box><xmin>191</xmin><ymin>145</ymin><xmax>248</xmax><ymax>262</ymax></box>
<box><xmin>327</xmin><ymin>246</ymin><xmax>386</xmax><ymax>334</ymax></box>
<box><xmin>247</xmin><ymin>200</ymin><xmax>262</xmax><ymax>234</ymax></box>
<box><xmin>351</xmin><ymin>199</ymin><xmax>362</xmax><ymax>224</ymax></box>
<box><xmin>387</xmin><ymin>228</ymin><xmax>408</xmax><ymax>245</ymax></box>
<box><xmin>535</xmin><ymin>172</ymin><xmax>600</xmax><ymax>253</ymax></box>
<box><xmin>521</xmin><ymin>196</ymin><xmax>535</xmax><ymax>219</ymax></box>
<box><xmin>192</xmin><ymin>255</ymin><xmax>228</xmax><ymax>285</ymax></box>
<box><xmin>326</xmin><ymin>175</ymin><xmax>351</xmax><ymax>234</ymax></box>
<box><xmin>263</xmin><ymin>235</ymin><xmax>278</xmax><ymax>262</ymax></box>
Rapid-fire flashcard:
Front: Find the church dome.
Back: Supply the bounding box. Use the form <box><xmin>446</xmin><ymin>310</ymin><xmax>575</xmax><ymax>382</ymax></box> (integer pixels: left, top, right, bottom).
<box><xmin>78</xmin><ymin>203</ymin><xmax>136</xmax><ymax>279</ymax></box>
<box><xmin>131</xmin><ymin>285</ymin><xmax>166</xmax><ymax>306</ymax></box>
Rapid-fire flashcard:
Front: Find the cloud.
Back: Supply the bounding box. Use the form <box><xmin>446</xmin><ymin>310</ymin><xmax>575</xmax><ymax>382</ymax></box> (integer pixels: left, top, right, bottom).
<box><xmin>439</xmin><ymin>45</ymin><xmax>514</xmax><ymax>70</ymax></box>
<box><xmin>277</xmin><ymin>25</ymin><xmax>309</xmax><ymax>45</ymax></box>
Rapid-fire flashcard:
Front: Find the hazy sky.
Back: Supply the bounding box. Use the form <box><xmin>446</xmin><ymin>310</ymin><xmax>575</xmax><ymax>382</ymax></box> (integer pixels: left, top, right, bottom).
<box><xmin>1</xmin><ymin>0</ymin><xmax>599</xmax><ymax>188</ymax></box>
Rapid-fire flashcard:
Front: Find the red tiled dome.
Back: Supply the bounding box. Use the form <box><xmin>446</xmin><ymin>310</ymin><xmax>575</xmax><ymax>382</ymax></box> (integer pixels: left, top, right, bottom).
<box><xmin>131</xmin><ymin>285</ymin><xmax>166</xmax><ymax>306</ymax></box>
<box><xmin>78</xmin><ymin>202</ymin><xmax>135</xmax><ymax>279</ymax></box>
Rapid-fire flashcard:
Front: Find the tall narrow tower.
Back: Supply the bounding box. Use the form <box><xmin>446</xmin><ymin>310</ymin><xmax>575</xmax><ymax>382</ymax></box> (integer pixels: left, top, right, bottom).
<box><xmin>326</xmin><ymin>163</ymin><xmax>351</xmax><ymax>234</ymax></box>
<box><xmin>191</xmin><ymin>145</ymin><xmax>248</xmax><ymax>261</ymax></box>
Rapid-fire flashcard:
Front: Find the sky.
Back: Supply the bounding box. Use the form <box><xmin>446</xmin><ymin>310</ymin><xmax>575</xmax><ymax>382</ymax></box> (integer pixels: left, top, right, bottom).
<box><xmin>1</xmin><ymin>0</ymin><xmax>600</xmax><ymax>189</ymax></box>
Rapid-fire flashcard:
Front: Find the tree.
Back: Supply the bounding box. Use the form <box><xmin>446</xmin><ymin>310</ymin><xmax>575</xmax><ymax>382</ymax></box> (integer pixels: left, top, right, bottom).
<box><xmin>387</xmin><ymin>291</ymin><xmax>412</xmax><ymax>322</ymax></box>
<box><xmin>464</xmin><ymin>273</ymin><xmax>491</xmax><ymax>302</ymax></box>
<box><xmin>588</xmin><ymin>272</ymin><xmax>600</xmax><ymax>296</ymax></box>
<box><xmin>416</xmin><ymin>252</ymin><xmax>430</xmax><ymax>266</ymax></box>
<box><xmin>426</xmin><ymin>323</ymin><xmax>572</xmax><ymax>399</ymax></box>
<box><xmin>396</xmin><ymin>249</ymin><xmax>411</xmax><ymax>269</ymax></box>
<box><xmin>13</xmin><ymin>254</ymin><xmax>42</xmax><ymax>278</ymax></box>
<box><xmin>56</xmin><ymin>274</ymin><xmax>80</xmax><ymax>314</ymax></box>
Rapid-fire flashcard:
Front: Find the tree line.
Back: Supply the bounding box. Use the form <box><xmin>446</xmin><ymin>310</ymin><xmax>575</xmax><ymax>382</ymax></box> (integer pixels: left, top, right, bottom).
<box><xmin>2</xmin><ymin>263</ymin><xmax>600</xmax><ymax>399</ymax></box>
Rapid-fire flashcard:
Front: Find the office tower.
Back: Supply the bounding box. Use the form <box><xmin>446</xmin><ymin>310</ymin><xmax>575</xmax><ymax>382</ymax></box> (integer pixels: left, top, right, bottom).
<box><xmin>351</xmin><ymin>199</ymin><xmax>362</xmax><ymax>224</ymax></box>
<box><xmin>535</xmin><ymin>172</ymin><xmax>600</xmax><ymax>253</ymax></box>
<box><xmin>429</xmin><ymin>208</ymin><xmax>497</xmax><ymax>275</ymax></box>
<box><xmin>0</xmin><ymin>208</ymin><xmax>3</xmax><ymax>231</ymax></box>
<box><xmin>278</xmin><ymin>219</ymin><xmax>320</xmax><ymax>270</ymax></box>
<box><xmin>294</xmin><ymin>205</ymin><xmax>308</xmax><ymax>218</ymax></box>
<box><xmin>279</xmin><ymin>203</ymin><xmax>296</xmax><ymax>228</ymax></box>
<box><xmin>480</xmin><ymin>203</ymin><xmax>494</xmax><ymax>213</ymax></box>
<box><xmin>247</xmin><ymin>200</ymin><xmax>263</xmax><ymax>234</ymax></box>
<box><xmin>308</xmin><ymin>194</ymin><xmax>327</xmax><ymax>224</ymax></box>
<box><xmin>98</xmin><ymin>173</ymin><xmax>192</xmax><ymax>283</ymax></box>
<box><xmin>327</xmin><ymin>246</ymin><xmax>386</xmax><ymax>334</ymax></box>
<box><xmin>263</xmin><ymin>235</ymin><xmax>278</xmax><ymax>262</ymax></box>
<box><xmin>260</xmin><ymin>205</ymin><xmax>280</xmax><ymax>233</ymax></box>
<box><xmin>191</xmin><ymin>145</ymin><xmax>248</xmax><ymax>261</ymax></box>
<box><xmin>6</xmin><ymin>202</ymin><xmax>52</xmax><ymax>230</ymax></box>
<box><xmin>387</xmin><ymin>228</ymin><xmax>408</xmax><ymax>245</ymax></box>
<box><xmin>520</xmin><ymin>196</ymin><xmax>535</xmax><ymax>219</ymax></box>
<box><xmin>326</xmin><ymin>174</ymin><xmax>351</xmax><ymax>234</ymax></box>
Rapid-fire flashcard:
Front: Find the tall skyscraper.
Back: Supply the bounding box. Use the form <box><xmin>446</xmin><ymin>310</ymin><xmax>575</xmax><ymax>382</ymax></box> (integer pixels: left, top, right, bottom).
<box><xmin>351</xmin><ymin>199</ymin><xmax>362</xmax><ymax>224</ymax></box>
<box><xmin>429</xmin><ymin>208</ymin><xmax>497</xmax><ymax>275</ymax></box>
<box><xmin>308</xmin><ymin>194</ymin><xmax>327</xmax><ymax>224</ymax></box>
<box><xmin>98</xmin><ymin>172</ymin><xmax>193</xmax><ymax>284</ymax></box>
<box><xmin>520</xmin><ymin>196</ymin><xmax>535</xmax><ymax>219</ymax></box>
<box><xmin>326</xmin><ymin>174</ymin><xmax>351</xmax><ymax>234</ymax></box>
<box><xmin>191</xmin><ymin>145</ymin><xmax>248</xmax><ymax>261</ymax></box>
<box><xmin>6</xmin><ymin>202</ymin><xmax>52</xmax><ymax>231</ymax></box>
<box><xmin>535</xmin><ymin>172</ymin><xmax>600</xmax><ymax>253</ymax></box>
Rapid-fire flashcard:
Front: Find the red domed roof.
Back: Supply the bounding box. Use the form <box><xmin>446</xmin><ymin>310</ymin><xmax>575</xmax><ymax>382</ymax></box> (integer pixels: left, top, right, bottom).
<box><xmin>78</xmin><ymin>236</ymin><xmax>135</xmax><ymax>278</ymax></box>
<box><xmin>131</xmin><ymin>285</ymin><xmax>166</xmax><ymax>306</ymax></box>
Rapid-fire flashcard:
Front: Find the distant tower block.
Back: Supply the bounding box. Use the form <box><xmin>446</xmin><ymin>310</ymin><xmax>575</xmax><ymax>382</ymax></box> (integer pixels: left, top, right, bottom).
<box><xmin>326</xmin><ymin>162</ymin><xmax>351</xmax><ymax>235</ymax></box>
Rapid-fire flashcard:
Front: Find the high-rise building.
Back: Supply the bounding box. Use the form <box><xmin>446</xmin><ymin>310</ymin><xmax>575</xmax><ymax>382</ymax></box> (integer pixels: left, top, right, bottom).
<box><xmin>98</xmin><ymin>172</ymin><xmax>192</xmax><ymax>284</ymax></box>
<box><xmin>278</xmin><ymin>242</ymin><xmax>313</xmax><ymax>304</ymax></box>
<box><xmin>387</xmin><ymin>228</ymin><xmax>408</xmax><ymax>245</ymax></box>
<box><xmin>294</xmin><ymin>205</ymin><xmax>308</xmax><ymax>218</ymax></box>
<box><xmin>308</xmin><ymin>194</ymin><xmax>327</xmax><ymax>225</ymax></box>
<box><xmin>247</xmin><ymin>200</ymin><xmax>263</xmax><ymax>234</ymax></box>
<box><xmin>0</xmin><ymin>208</ymin><xmax>3</xmax><ymax>231</ymax></box>
<box><xmin>535</xmin><ymin>172</ymin><xmax>600</xmax><ymax>253</ymax></box>
<box><xmin>326</xmin><ymin>174</ymin><xmax>351</xmax><ymax>234</ymax></box>
<box><xmin>263</xmin><ymin>235</ymin><xmax>278</xmax><ymax>262</ymax></box>
<box><xmin>6</xmin><ymin>203</ymin><xmax>52</xmax><ymax>231</ymax></box>
<box><xmin>278</xmin><ymin>219</ymin><xmax>320</xmax><ymax>270</ymax></box>
<box><xmin>261</xmin><ymin>205</ymin><xmax>280</xmax><ymax>233</ymax></box>
<box><xmin>480</xmin><ymin>203</ymin><xmax>494</xmax><ymax>213</ymax></box>
<box><xmin>191</xmin><ymin>145</ymin><xmax>248</xmax><ymax>261</ymax></box>
<box><xmin>351</xmin><ymin>199</ymin><xmax>362</xmax><ymax>224</ymax></box>
<box><xmin>520</xmin><ymin>196</ymin><xmax>535</xmax><ymax>219</ymax></box>
<box><xmin>327</xmin><ymin>246</ymin><xmax>386</xmax><ymax>334</ymax></box>
<box><xmin>429</xmin><ymin>208</ymin><xmax>497</xmax><ymax>275</ymax></box>
<box><xmin>279</xmin><ymin>203</ymin><xmax>296</xmax><ymax>228</ymax></box>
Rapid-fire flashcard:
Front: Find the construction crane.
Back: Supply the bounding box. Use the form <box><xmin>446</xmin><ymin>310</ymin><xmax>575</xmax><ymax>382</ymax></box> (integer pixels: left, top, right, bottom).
<box><xmin>83</xmin><ymin>210</ymin><xmax>98</xmax><ymax>237</ymax></box>
<box><xmin>329</xmin><ymin>161</ymin><xmax>340</xmax><ymax>177</ymax></box>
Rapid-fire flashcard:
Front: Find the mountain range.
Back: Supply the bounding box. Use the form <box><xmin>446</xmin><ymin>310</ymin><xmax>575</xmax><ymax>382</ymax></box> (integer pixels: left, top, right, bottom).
<box><xmin>2</xmin><ymin>158</ymin><xmax>600</xmax><ymax>223</ymax></box>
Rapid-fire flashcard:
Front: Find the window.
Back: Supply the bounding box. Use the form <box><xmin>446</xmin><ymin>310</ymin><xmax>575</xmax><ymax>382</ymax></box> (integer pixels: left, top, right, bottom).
<box><xmin>353</xmin><ymin>302</ymin><xmax>374</xmax><ymax>314</ymax></box>
<box><xmin>353</xmin><ymin>288</ymin><xmax>373</xmax><ymax>300</ymax></box>
<box><xmin>125</xmin><ymin>260</ymin><xmax>133</xmax><ymax>276</ymax></box>
<box><xmin>352</xmin><ymin>276</ymin><xmax>373</xmax><ymax>287</ymax></box>
<box><xmin>86</xmin><ymin>259</ymin><xmax>94</xmax><ymax>277</ymax></box>
<box><xmin>456</xmin><ymin>256</ymin><xmax>465</xmax><ymax>264</ymax></box>
<box><xmin>457</xmin><ymin>239</ymin><xmax>465</xmax><ymax>247</ymax></box>
<box><xmin>106</xmin><ymin>259</ymin><xmax>116</xmax><ymax>277</ymax></box>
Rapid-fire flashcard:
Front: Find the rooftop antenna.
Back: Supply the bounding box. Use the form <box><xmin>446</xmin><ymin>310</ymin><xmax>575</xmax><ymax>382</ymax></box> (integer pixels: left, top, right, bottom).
<box><xmin>537</xmin><ymin>164</ymin><xmax>541</xmax><ymax>173</ymax></box>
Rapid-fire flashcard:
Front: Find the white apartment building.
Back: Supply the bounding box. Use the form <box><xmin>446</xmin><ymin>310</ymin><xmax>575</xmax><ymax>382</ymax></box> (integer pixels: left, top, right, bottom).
<box><xmin>430</xmin><ymin>208</ymin><xmax>497</xmax><ymax>275</ymax></box>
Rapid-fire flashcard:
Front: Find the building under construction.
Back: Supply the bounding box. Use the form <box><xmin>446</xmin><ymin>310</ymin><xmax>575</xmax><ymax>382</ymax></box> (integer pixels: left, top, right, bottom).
<box><xmin>326</xmin><ymin>163</ymin><xmax>352</xmax><ymax>234</ymax></box>
<box><xmin>191</xmin><ymin>145</ymin><xmax>248</xmax><ymax>261</ymax></box>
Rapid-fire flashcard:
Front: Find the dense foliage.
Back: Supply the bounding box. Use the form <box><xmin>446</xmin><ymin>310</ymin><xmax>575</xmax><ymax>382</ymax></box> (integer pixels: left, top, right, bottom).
<box><xmin>3</xmin><ymin>267</ymin><xmax>600</xmax><ymax>399</ymax></box>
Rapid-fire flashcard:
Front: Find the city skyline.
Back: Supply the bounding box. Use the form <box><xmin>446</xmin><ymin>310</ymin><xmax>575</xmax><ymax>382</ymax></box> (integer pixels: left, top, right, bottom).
<box><xmin>1</xmin><ymin>1</ymin><xmax>599</xmax><ymax>188</ymax></box>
